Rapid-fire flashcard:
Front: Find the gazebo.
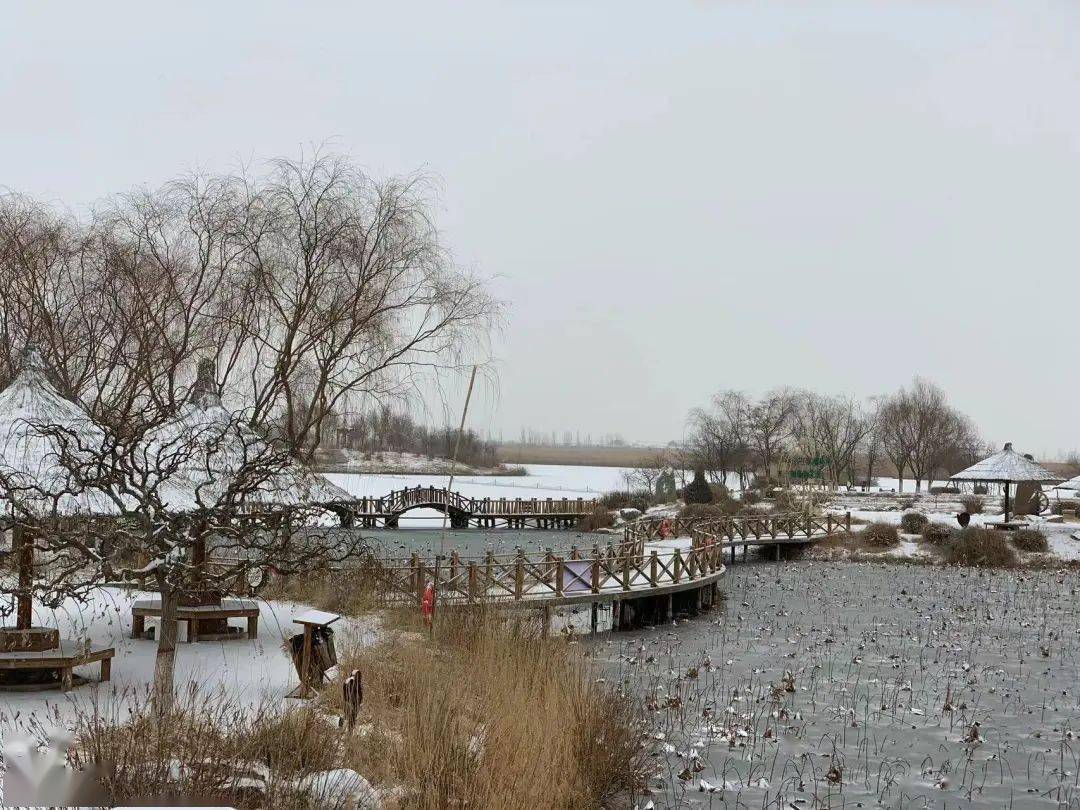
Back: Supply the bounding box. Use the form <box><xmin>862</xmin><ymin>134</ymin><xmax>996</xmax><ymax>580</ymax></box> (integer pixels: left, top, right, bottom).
<box><xmin>0</xmin><ymin>348</ymin><xmax>191</xmax><ymax>688</ymax></box>
<box><xmin>128</xmin><ymin>360</ymin><xmax>351</xmax><ymax>642</ymax></box>
<box><xmin>950</xmin><ymin>442</ymin><xmax>1063</xmax><ymax>527</ymax></box>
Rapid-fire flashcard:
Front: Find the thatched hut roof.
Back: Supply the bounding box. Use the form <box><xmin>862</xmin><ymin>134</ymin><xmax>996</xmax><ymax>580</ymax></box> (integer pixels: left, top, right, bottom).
<box><xmin>152</xmin><ymin>380</ymin><xmax>350</xmax><ymax>508</ymax></box>
<box><xmin>950</xmin><ymin>442</ymin><xmax>1063</xmax><ymax>484</ymax></box>
<box><xmin>0</xmin><ymin>348</ymin><xmax>195</xmax><ymax>517</ymax></box>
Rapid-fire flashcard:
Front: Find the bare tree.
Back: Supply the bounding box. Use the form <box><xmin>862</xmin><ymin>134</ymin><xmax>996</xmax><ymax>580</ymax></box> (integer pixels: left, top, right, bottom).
<box><xmin>1</xmin><ymin>153</ymin><xmax>502</xmax><ymax>465</ymax></box>
<box><xmin>744</xmin><ymin>388</ymin><xmax>794</xmax><ymax>484</ymax></box>
<box><xmin>18</xmin><ymin>411</ymin><xmax>367</xmax><ymax>710</ymax></box>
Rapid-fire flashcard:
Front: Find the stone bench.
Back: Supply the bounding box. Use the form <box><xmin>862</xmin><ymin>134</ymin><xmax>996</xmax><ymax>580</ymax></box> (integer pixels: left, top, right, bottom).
<box><xmin>132</xmin><ymin>598</ymin><xmax>260</xmax><ymax>642</ymax></box>
<box><xmin>0</xmin><ymin>641</ymin><xmax>114</xmax><ymax>691</ymax></box>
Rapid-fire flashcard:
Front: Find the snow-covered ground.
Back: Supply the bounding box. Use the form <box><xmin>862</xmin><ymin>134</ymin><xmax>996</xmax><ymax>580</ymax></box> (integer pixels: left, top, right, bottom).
<box><xmin>0</xmin><ymin>589</ymin><xmax>379</xmax><ymax>734</ymax></box>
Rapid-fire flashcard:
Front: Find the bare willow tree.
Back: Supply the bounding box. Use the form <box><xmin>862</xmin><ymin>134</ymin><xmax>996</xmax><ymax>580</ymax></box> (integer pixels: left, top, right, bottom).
<box><xmin>1</xmin><ymin>153</ymin><xmax>501</xmax><ymax>462</ymax></box>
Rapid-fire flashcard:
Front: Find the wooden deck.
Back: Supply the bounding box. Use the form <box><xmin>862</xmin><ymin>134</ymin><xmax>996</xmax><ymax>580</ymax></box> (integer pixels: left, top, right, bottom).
<box><xmin>331</xmin><ymin>486</ymin><xmax>598</xmax><ymax>529</ymax></box>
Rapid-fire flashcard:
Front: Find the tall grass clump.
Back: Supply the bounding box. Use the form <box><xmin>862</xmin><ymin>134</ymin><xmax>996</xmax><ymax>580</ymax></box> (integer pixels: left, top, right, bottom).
<box><xmin>943</xmin><ymin>527</ymin><xmax>1018</xmax><ymax>567</ymax></box>
<box><xmin>860</xmin><ymin>522</ymin><xmax>900</xmax><ymax>549</ymax></box>
<box><xmin>959</xmin><ymin>494</ymin><xmax>984</xmax><ymax>514</ymax></box>
<box><xmin>1011</xmin><ymin>528</ymin><xmax>1049</xmax><ymax>552</ymax></box>
<box><xmin>899</xmin><ymin>512</ymin><xmax>928</xmax><ymax>534</ymax></box>
<box><xmin>328</xmin><ymin>609</ymin><xmax>647</xmax><ymax>808</ymax></box>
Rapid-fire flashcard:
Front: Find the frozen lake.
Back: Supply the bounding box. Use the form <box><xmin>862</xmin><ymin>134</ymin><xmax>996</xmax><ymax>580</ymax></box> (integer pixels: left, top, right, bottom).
<box><xmin>592</xmin><ymin>560</ymin><xmax>1080</xmax><ymax>807</ymax></box>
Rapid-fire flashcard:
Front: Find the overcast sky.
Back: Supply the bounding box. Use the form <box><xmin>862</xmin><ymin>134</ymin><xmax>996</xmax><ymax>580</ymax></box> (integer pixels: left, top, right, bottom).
<box><xmin>2</xmin><ymin>1</ymin><xmax>1078</xmax><ymax>457</ymax></box>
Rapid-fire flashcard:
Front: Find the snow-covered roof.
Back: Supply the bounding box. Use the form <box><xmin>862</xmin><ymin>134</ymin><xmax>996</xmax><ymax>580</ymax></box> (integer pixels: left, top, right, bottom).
<box><xmin>0</xmin><ymin>348</ymin><xmax>196</xmax><ymax>516</ymax></box>
<box><xmin>1056</xmin><ymin>474</ymin><xmax>1080</xmax><ymax>492</ymax></box>
<box><xmin>950</xmin><ymin>442</ymin><xmax>1063</xmax><ymax>484</ymax></box>
<box><xmin>151</xmin><ymin>395</ymin><xmax>350</xmax><ymax>508</ymax></box>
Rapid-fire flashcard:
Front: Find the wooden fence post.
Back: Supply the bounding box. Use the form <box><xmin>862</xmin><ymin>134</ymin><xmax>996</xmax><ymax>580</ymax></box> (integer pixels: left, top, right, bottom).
<box><xmin>650</xmin><ymin>550</ymin><xmax>658</xmax><ymax>587</ymax></box>
<box><xmin>555</xmin><ymin>558</ymin><xmax>565</xmax><ymax>597</ymax></box>
<box><xmin>591</xmin><ymin>553</ymin><xmax>601</xmax><ymax>594</ymax></box>
<box><xmin>514</xmin><ymin>549</ymin><xmax>524</xmax><ymax>600</ymax></box>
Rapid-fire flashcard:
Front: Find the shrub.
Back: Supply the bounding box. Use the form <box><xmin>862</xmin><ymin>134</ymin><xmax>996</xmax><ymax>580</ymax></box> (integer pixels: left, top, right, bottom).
<box><xmin>683</xmin><ymin>469</ymin><xmax>714</xmax><ymax>504</ymax></box>
<box><xmin>921</xmin><ymin>522</ymin><xmax>953</xmax><ymax>544</ymax></box>
<box><xmin>598</xmin><ymin>490</ymin><xmax>649</xmax><ymax>512</ymax></box>
<box><xmin>899</xmin><ymin>512</ymin><xmax>929</xmax><ymax>534</ymax></box>
<box><xmin>741</xmin><ymin>490</ymin><xmax>761</xmax><ymax>506</ymax></box>
<box><xmin>943</xmin><ymin>527</ymin><xmax>1018</xmax><ymax>567</ymax></box>
<box><xmin>1011</xmin><ymin>528</ymin><xmax>1049</xmax><ymax>552</ymax></box>
<box><xmin>577</xmin><ymin>505</ymin><xmax>615</xmax><ymax>532</ymax></box>
<box><xmin>774</xmin><ymin>490</ymin><xmax>803</xmax><ymax>512</ymax></box>
<box><xmin>860</xmin><ymin>522</ymin><xmax>900</xmax><ymax>549</ymax></box>
<box><xmin>679</xmin><ymin>502</ymin><xmax>735</xmax><ymax>520</ymax></box>
<box><xmin>959</xmin><ymin>494</ymin><xmax>984</xmax><ymax>514</ymax></box>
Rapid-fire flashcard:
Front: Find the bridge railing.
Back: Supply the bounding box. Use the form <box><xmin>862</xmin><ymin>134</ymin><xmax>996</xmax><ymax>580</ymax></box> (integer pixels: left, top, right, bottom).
<box><xmin>623</xmin><ymin>511</ymin><xmax>851</xmax><ymax>555</ymax></box>
<box><xmin>369</xmin><ymin>539</ymin><xmax>726</xmax><ymax>605</ymax></box>
<box><xmin>330</xmin><ymin>487</ymin><xmax>598</xmax><ymax>518</ymax></box>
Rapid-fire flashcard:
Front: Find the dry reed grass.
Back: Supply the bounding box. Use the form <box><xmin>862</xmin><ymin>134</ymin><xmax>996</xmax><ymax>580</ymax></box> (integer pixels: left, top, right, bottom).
<box><xmin>261</xmin><ymin>563</ymin><xmax>382</xmax><ymax>617</ymax></box>
<box><xmin>69</xmin><ymin>685</ymin><xmax>371</xmax><ymax>808</ymax></box>
<box><xmin>324</xmin><ymin>608</ymin><xmax>647</xmax><ymax>808</ymax></box>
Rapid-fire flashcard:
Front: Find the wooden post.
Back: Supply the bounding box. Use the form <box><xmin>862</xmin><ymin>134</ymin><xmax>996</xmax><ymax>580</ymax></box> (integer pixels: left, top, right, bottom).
<box><xmin>468</xmin><ymin>562</ymin><xmax>478</xmax><ymax>600</ymax></box>
<box><xmin>622</xmin><ymin>553</ymin><xmax>631</xmax><ymax>591</ymax></box>
<box><xmin>672</xmin><ymin>549</ymin><xmax>682</xmax><ymax>584</ymax></box>
<box><xmin>514</xmin><ymin>549</ymin><xmax>524</xmax><ymax>600</ymax></box>
<box><xmin>555</xmin><ymin>558</ymin><xmax>565</xmax><ymax>597</ymax></box>
<box><xmin>590</xmin><ymin>601</ymin><xmax>599</xmax><ymax>634</ymax></box>
<box><xmin>541</xmin><ymin>604</ymin><xmax>551</xmax><ymax>637</ymax></box>
<box><xmin>845</xmin><ymin>511</ymin><xmax>851</xmax><ymax>533</ymax></box>
<box><xmin>15</xmin><ymin>525</ymin><xmax>33</xmax><ymax>630</ymax></box>
<box><xmin>412</xmin><ymin>552</ymin><xmax>423</xmax><ymax>605</ymax></box>
<box><xmin>591</xmin><ymin>554</ymin><xmax>601</xmax><ymax>594</ymax></box>
<box><xmin>650</xmin><ymin>550</ymin><xmax>658</xmax><ymax>587</ymax></box>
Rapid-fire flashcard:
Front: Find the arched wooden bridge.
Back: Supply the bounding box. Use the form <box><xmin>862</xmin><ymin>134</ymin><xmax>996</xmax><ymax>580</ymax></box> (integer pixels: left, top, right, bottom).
<box><xmin>331</xmin><ymin>486</ymin><xmax>599</xmax><ymax>529</ymax></box>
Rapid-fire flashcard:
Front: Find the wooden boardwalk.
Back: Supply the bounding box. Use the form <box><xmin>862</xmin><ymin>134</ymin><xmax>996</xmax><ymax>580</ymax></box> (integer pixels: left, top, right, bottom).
<box><xmin>369</xmin><ymin>509</ymin><xmax>849</xmax><ymax>632</ymax></box>
<box><xmin>331</xmin><ymin>486</ymin><xmax>598</xmax><ymax>529</ymax></box>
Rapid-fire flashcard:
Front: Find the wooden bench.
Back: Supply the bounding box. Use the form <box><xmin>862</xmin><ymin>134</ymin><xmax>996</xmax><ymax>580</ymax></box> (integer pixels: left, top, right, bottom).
<box><xmin>0</xmin><ymin>641</ymin><xmax>114</xmax><ymax>691</ymax></box>
<box><xmin>131</xmin><ymin>598</ymin><xmax>260</xmax><ymax>642</ymax></box>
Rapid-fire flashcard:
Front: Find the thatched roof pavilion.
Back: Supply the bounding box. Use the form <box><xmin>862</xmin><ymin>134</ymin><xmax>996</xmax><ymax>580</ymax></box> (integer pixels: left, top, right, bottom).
<box><xmin>950</xmin><ymin>442</ymin><xmax>1062</xmax><ymax>523</ymax></box>
<box><xmin>151</xmin><ymin>360</ymin><xmax>350</xmax><ymax>509</ymax></box>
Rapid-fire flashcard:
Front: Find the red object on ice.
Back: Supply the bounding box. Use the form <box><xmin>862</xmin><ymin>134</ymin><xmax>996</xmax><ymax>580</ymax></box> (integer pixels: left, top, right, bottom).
<box><xmin>421</xmin><ymin>582</ymin><xmax>436</xmax><ymax>625</ymax></box>
<box><xmin>658</xmin><ymin>518</ymin><xmax>673</xmax><ymax>540</ymax></box>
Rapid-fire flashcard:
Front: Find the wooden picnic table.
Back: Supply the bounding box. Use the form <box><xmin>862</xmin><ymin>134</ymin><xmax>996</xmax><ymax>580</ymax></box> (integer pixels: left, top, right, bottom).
<box><xmin>131</xmin><ymin>598</ymin><xmax>260</xmax><ymax>642</ymax></box>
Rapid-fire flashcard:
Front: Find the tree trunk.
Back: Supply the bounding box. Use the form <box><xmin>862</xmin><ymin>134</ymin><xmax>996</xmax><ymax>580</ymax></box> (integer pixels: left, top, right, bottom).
<box><xmin>153</xmin><ymin>575</ymin><xmax>180</xmax><ymax>715</ymax></box>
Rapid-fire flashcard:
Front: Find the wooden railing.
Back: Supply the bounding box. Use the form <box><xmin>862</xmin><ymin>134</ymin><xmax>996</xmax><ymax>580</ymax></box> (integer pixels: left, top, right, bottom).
<box><xmin>622</xmin><ymin>511</ymin><xmax>851</xmax><ymax>556</ymax></box>
<box><xmin>337</xmin><ymin>487</ymin><xmax>598</xmax><ymax>517</ymax></box>
<box><xmin>369</xmin><ymin>537</ymin><xmax>726</xmax><ymax>606</ymax></box>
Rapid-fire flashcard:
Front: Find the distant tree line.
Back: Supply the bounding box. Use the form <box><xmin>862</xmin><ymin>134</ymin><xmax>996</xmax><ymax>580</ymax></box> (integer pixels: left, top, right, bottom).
<box><xmin>514</xmin><ymin>428</ymin><xmax>628</xmax><ymax>447</ymax></box>
<box><xmin>684</xmin><ymin>379</ymin><xmax>988</xmax><ymax>492</ymax></box>
<box><xmin>328</xmin><ymin>407</ymin><xmax>499</xmax><ymax>469</ymax></box>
